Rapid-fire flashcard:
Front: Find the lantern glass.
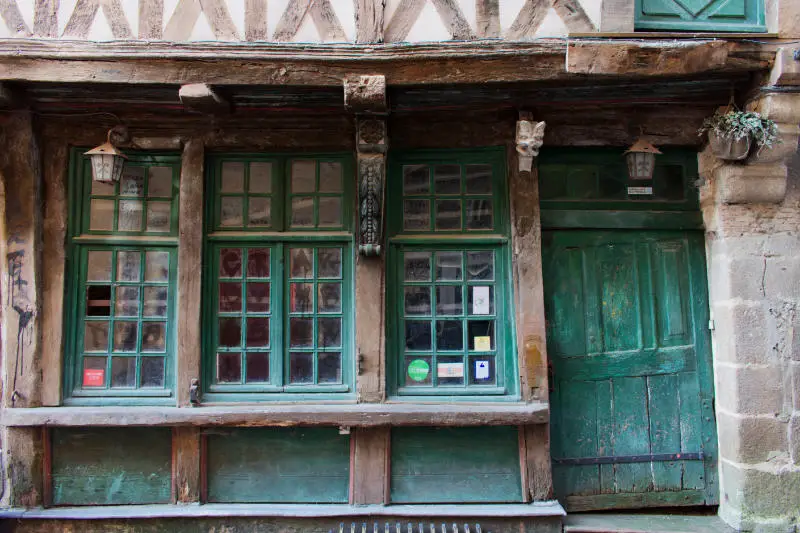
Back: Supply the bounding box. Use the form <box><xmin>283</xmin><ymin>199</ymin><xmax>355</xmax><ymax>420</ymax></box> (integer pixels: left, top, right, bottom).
<box><xmin>626</xmin><ymin>151</ymin><xmax>656</xmax><ymax>181</ymax></box>
<box><xmin>89</xmin><ymin>152</ymin><xmax>126</xmax><ymax>184</ymax></box>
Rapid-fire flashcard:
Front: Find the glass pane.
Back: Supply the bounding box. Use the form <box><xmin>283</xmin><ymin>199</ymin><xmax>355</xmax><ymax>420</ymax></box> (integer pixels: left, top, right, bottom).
<box><xmin>86</xmin><ymin>285</ymin><xmax>111</xmax><ymax>316</ymax></box>
<box><xmin>468</xmin><ymin>285</ymin><xmax>494</xmax><ymax>316</ymax></box>
<box><xmin>318</xmin><ymin>317</ymin><xmax>341</xmax><ymax>348</ymax></box>
<box><xmin>111</xmin><ymin>357</ymin><xmax>136</xmax><ymax>387</ymax></box>
<box><xmin>289</xmin><ymin>352</ymin><xmax>313</xmax><ymax>384</ymax></box>
<box><xmin>145</xmin><ymin>251</ymin><xmax>170</xmax><ymax>282</ymax></box>
<box><xmin>435</xmin><ymin>200</ymin><xmax>461</xmax><ymax>230</ymax></box>
<box><xmin>319</xmin><ymin>162</ymin><xmax>342</xmax><ymax>192</ymax></box>
<box><xmin>290</xmin><ymin>283</ymin><xmax>313</xmax><ymax>313</ymax></box>
<box><xmin>291</xmin><ymin>197</ymin><xmax>314</xmax><ymax>227</ymax></box>
<box><xmin>466</xmin><ymin>199</ymin><xmax>493</xmax><ymax>230</ymax></box>
<box><xmin>246</xmin><ymin>283</ymin><xmax>270</xmax><ymax>313</ymax></box>
<box><xmin>434</xmin><ymin>165</ymin><xmax>461</xmax><ymax>195</ymax></box>
<box><xmin>290</xmin><ymin>248</ymin><xmax>313</xmax><ymax>278</ymax></box>
<box><xmin>436</xmin><ymin>320</ymin><xmax>463</xmax><ymax>350</ymax></box>
<box><xmin>403</xmin><ymin>199</ymin><xmax>429</xmax><ymax>231</ymax></box>
<box><xmin>148</xmin><ymin>167</ymin><xmax>173</xmax><ymax>197</ymax></box>
<box><xmin>469</xmin><ymin>320</ymin><xmax>495</xmax><ymax>351</ymax></box>
<box><xmin>87</xmin><ymin>251</ymin><xmax>112</xmax><ymax>281</ymax></box>
<box><xmin>290</xmin><ymin>318</ymin><xmax>314</xmax><ymax>347</ymax></box>
<box><xmin>219</xmin><ymin>318</ymin><xmax>241</xmax><ymax>347</ymax></box>
<box><xmin>249</xmin><ymin>162</ymin><xmax>272</xmax><ymax>193</ymax></box>
<box><xmin>146</xmin><ymin>202</ymin><xmax>171</xmax><ymax>232</ymax></box>
<box><xmin>403</xmin><ymin>165</ymin><xmax>429</xmax><ymax>195</ymax></box>
<box><xmin>404</xmin><ymin>286</ymin><xmax>431</xmax><ymax>316</ymax></box>
<box><xmin>220</xmin><ymin>197</ymin><xmax>244</xmax><ymax>227</ymax></box>
<box><xmin>141</xmin><ymin>356</ymin><xmax>165</xmax><ymax>387</ymax></box>
<box><xmin>318</xmin><ymin>248</ymin><xmax>342</xmax><ymax>278</ymax></box>
<box><xmin>119</xmin><ymin>166</ymin><xmax>145</xmax><ymax>196</ymax></box>
<box><xmin>217</xmin><ymin>353</ymin><xmax>241</xmax><ymax>383</ymax></box>
<box><xmin>438</xmin><ymin>355</ymin><xmax>465</xmax><ymax>386</ymax></box>
<box><xmin>405</xmin><ymin>356</ymin><xmax>432</xmax><ymax>386</ymax></box>
<box><xmin>466</xmin><ymin>251</ymin><xmax>494</xmax><ymax>281</ymax></box>
<box><xmin>84</xmin><ymin>321</ymin><xmax>109</xmax><ymax>352</ymax></box>
<box><xmin>246</xmin><ymin>317</ymin><xmax>269</xmax><ymax>347</ymax></box>
<box><xmin>113</xmin><ymin>321</ymin><xmax>138</xmax><ymax>351</ymax></box>
<box><xmin>83</xmin><ymin>356</ymin><xmax>107</xmax><ymax>387</ymax></box>
<box><xmin>404</xmin><ymin>252</ymin><xmax>431</xmax><ymax>281</ymax></box>
<box><xmin>246</xmin><ymin>352</ymin><xmax>270</xmax><ymax>383</ymax></box>
<box><xmin>91</xmin><ymin>180</ymin><xmax>115</xmax><ymax>196</ymax></box>
<box><xmin>292</xmin><ymin>161</ymin><xmax>316</xmax><ymax>193</ymax></box>
<box><xmin>469</xmin><ymin>356</ymin><xmax>495</xmax><ymax>385</ymax></box>
<box><xmin>219</xmin><ymin>282</ymin><xmax>242</xmax><ymax>312</ymax></box>
<box><xmin>246</xmin><ymin>249</ymin><xmax>270</xmax><ymax>278</ymax></box>
<box><xmin>465</xmin><ymin>164</ymin><xmax>492</xmax><ymax>194</ymax></box>
<box><xmin>117</xmin><ymin>251</ymin><xmax>141</xmax><ymax>281</ymax></box>
<box><xmin>248</xmin><ymin>197</ymin><xmax>271</xmax><ymax>227</ymax></box>
<box><xmin>142</xmin><ymin>322</ymin><xmax>166</xmax><ymax>352</ymax></box>
<box><xmin>318</xmin><ymin>283</ymin><xmax>342</xmax><ymax>313</ymax></box>
<box><xmin>318</xmin><ymin>352</ymin><xmax>342</xmax><ymax>384</ymax></box>
<box><xmin>405</xmin><ymin>320</ymin><xmax>431</xmax><ymax>351</ymax></box>
<box><xmin>115</xmin><ymin>286</ymin><xmax>140</xmax><ymax>317</ymax></box>
<box><xmin>219</xmin><ymin>248</ymin><xmax>242</xmax><ymax>278</ymax></box>
<box><xmin>436</xmin><ymin>252</ymin><xmax>462</xmax><ymax>281</ymax></box>
<box><xmin>143</xmin><ymin>286</ymin><xmax>168</xmax><ymax>317</ymax></box>
<box><xmin>436</xmin><ymin>285</ymin><xmax>463</xmax><ymax>316</ymax></box>
<box><xmin>89</xmin><ymin>199</ymin><xmax>114</xmax><ymax>231</ymax></box>
<box><xmin>318</xmin><ymin>197</ymin><xmax>342</xmax><ymax>226</ymax></box>
<box><xmin>118</xmin><ymin>200</ymin><xmax>144</xmax><ymax>231</ymax></box>
<box><xmin>221</xmin><ymin>161</ymin><xmax>245</xmax><ymax>193</ymax></box>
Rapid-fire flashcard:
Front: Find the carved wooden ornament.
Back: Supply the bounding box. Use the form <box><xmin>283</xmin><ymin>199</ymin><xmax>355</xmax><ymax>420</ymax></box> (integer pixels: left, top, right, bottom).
<box><xmin>516</xmin><ymin>120</ymin><xmax>546</xmax><ymax>173</ymax></box>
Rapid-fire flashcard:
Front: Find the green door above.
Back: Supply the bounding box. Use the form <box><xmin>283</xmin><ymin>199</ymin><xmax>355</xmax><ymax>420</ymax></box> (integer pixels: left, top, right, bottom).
<box><xmin>635</xmin><ymin>0</ymin><xmax>766</xmax><ymax>32</ymax></box>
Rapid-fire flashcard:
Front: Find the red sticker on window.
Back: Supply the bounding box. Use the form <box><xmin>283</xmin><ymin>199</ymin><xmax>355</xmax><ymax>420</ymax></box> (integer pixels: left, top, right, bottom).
<box><xmin>83</xmin><ymin>368</ymin><xmax>105</xmax><ymax>387</ymax></box>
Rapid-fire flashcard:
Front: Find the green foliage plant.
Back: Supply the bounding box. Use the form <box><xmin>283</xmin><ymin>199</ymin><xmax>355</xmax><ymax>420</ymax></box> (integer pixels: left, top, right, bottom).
<box><xmin>698</xmin><ymin>109</ymin><xmax>780</xmax><ymax>154</ymax></box>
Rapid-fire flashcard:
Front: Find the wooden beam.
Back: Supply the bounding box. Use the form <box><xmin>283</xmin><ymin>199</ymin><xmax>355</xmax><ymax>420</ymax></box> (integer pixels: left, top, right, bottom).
<box><xmin>4</xmin><ymin>427</ymin><xmax>45</xmax><ymax>507</ymax></box>
<box><xmin>173</xmin><ymin>427</ymin><xmax>201</xmax><ymax>503</ymax></box>
<box><xmin>351</xmin><ymin>427</ymin><xmax>390</xmax><ymax>504</ymax></box>
<box><xmin>179</xmin><ymin>83</ymin><xmax>230</xmax><ymax>113</ymax></box>
<box><xmin>524</xmin><ymin>424</ymin><xmax>553</xmax><ymax>500</ymax></box>
<box><xmin>475</xmin><ymin>0</ymin><xmax>500</xmax><ymax>38</ymax></box>
<box><xmin>355</xmin><ymin>0</ymin><xmax>384</xmax><ymax>43</ymax></box>
<box><xmin>177</xmin><ymin>137</ymin><xmax>204</xmax><ymax>407</ymax></box>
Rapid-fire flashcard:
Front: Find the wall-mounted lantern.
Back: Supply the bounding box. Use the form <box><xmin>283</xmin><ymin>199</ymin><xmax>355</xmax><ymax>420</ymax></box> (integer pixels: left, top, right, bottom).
<box><xmin>85</xmin><ymin>130</ymin><xmax>127</xmax><ymax>184</ymax></box>
<box><xmin>624</xmin><ymin>138</ymin><xmax>661</xmax><ymax>181</ymax></box>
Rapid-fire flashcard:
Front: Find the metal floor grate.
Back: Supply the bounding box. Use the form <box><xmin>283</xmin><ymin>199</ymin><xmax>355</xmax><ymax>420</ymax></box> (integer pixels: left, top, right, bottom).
<box><xmin>331</xmin><ymin>523</ymin><xmax>486</xmax><ymax>533</ymax></box>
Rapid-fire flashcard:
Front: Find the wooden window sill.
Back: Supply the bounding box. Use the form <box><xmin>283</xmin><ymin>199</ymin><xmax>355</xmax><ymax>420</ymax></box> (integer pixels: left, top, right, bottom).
<box><xmin>0</xmin><ymin>502</ymin><xmax>565</xmax><ymax>520</ymax></box>
<box><xmin>1</xmin><ymin>402</ymin><xmax>548</xmax><ymax>427</ymax></box>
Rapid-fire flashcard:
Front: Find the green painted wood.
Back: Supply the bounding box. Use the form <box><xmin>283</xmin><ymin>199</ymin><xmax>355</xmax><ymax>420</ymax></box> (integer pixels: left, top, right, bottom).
<box><xmin>635</xmin><ymin>0</ymin><xmax>766</xmax><ymax>32</ymax></box>
<box><xmin>51</xmin><ymin>428</ymin><xmax>172</xmax><ymax>506</ymax></box>
<box><xmin>544</xmin><ymin>230</ymin><xmax>718</xmax><ymax>511</ymax></box>
<box><xmin>206</xmin><ymin>428</ymin><xmax>350</xmax><ymax>503</ymax></box>
<box><xmin>390</xmin><ymin>427</ymin><xmax>522</xmax><ymax>503</ymax></box>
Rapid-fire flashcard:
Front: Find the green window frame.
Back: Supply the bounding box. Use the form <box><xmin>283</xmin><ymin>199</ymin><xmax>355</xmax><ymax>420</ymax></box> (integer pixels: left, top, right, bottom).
<box><xmin>387</xmin><ymin>148</ymin><xmax>517</xmax><ymax>399</ymax></box>
<box><xmin>64</xmin><ymin>150</ymin><xmax>180</xmax><ymax>405</ymax></box>
<box><xmin>203</xmin><ymin>154</ymin><xmax>354</xmax><ymax>400</ymax></box>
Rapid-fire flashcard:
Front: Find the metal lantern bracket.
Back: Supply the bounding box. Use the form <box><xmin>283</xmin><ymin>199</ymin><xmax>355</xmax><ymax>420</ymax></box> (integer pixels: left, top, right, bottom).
<box><xmin>85</xmin><ymin>128</ymin><xmax>128</xmax><ymax>184</ymax></box>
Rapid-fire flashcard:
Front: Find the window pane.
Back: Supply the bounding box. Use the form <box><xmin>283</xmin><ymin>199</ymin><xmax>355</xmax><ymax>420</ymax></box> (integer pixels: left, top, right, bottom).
<box><xmin>246</xmin><ymin>249</ymin><xmax>270</xmax><ymax>278</ymax></box>
<box><xmin>466</xmin><ymin>199</ymin><xmax>493</xmax><ymax>230</ymax></box>
<box><xmin>289</xmin><ymin>352</ymin><xmax>313</xmax><ymax>383</ymax></box>
<box><xmin>111</xmin><ymin>357</ymin><xmax>136</xmax><ymax>387</ymax></box>
<box><xmin>143</xmin><ymin>286</ymin><xmax>168</xmax><ymax>317</ymax></box>
<box><xmin>89</xmin><ymin>199</ymin><xmax>114</xmax><ymax>231</ymax></box>
<box><xmin>246</xmin><ymin>283</ymin><xmax>270</xmax><ymax>313</ymax></box>
<box><xmin>219</xmin><ymin>318</ymin><xmax>241</xmax><ymax>347</ymax></box>
<box><xmin>318</xmin><ymin>248</ymin><xmax>342</xmax><ymax>278</ymax></box>
<box><xmin>219</xmin><ymin>282</ymin><xmax>242</xmax><ymax>312</ymax></box>
<box><xmin>115</xmin><ymin>286</ymin><xmax>140</xmax><ymax>317</ymax></box>
<box><xmin>87</xmin><ymin>251</ymin><xmax>112</xmax><ymax>281</ymax></box>
<box><xmin>468</xmin><ymin>285</ymin><xmax>494</xmax><ymax>316</ymax></box>
<box><xmin>146</xmin><ymin>202</ymin><xmax>171</xmax><ymax>232</ymax></box>
<box><xmin>219</xmin><ymin>248</ymin><xmax>242</xmax><ymax>278</ymax></box>
<box><xmin>218</xmin><ymin>353</ymin><xmax>241</xmax><ymax>383</ymax></box>
<box><xmin>220</xmin><ymin>197</ymin><xmax>244</xmax><ymax>227</ymax></box>
<box><xmin>292</xmin><ymin>161</ymin><xmax>316</xmax><ymax>193</ymax></box>
<box><xmin>120</xmin><ymin>167</ymin><xmax>145</xmax><ymax>196</ymax></box>
<box><xmin>246</xmin><ymin>317</ymin><xmax>270</xmax><ymax>347</ymax></box>
<box><xmin>144</xmin><ymin>251</ymin><xmax>170</xmax><ymax>282</ymax></box>
<box><xmin>436</xmin><ymin>252</ymin><xmax>462</xmax><ymax>281</ymax></box>
<box><xmin>83</xmin><ymin>356</ymin><xmax>107</xmax><ymax>387</ymax></box>
<box><xmin>438</xmin><ymin>355</ymin><xmax>465</xmax><ymax>386</ymax></box>
<box><xmin>291</xmin><ymin>197</ymin><xmax>314</xmax><ymax>227</ymax></box>
<box><xmin>290</xmin><ymin>318</ymin><xmax>313</xmax><ymax>348</ymax></box>
<box><xmin>221</xmin><ymin>162</ymin><xmax>245</xmax><ymax>193</ymax></box>
<box><xmin>318</xmin><ymin>197</ymin><xmax>342</xmax><ymax>226</ymax></box>
<box><xmin>466</xmin><ymin>251</ymin><xmax>494</xmax><ymax>281</ymax></box>
<box><xmin>141</xmin><ymin>356</ymin><xmax>166</xmax><ymax>387</ymax></box>
<box><xmin>465</xmin><ymin>164</ymin><xmax>492</xmax><ymax>194</ymax></box>
<box><xmin>318</xmin><ymin>352</ymin><xmax>341</xmax><ymax>384</ymax></box>
<box><xmin>290</xmin><ymin>248</ymin><xmax>314</xmax><ymax>278</ymax></box>
<box><xmin>91</xmin><ymin>180</ymin><xmax>115</xmax><ymax>196</ymax></box>
<box><xmin>436</xmin><ymin>320</ymin><xmax>463</xmax><ymax>350</ymax></box>
<box><xmin>245</xmin><ymin>352</ymin><xmax>270</xmax><ymax>383</ymax></box>
<box><xmin>435</xmin><ymin>200</ymin><xmax>461</xmax><ymax>230</ymax></box>
<box><xmin>436</xmin><ymin>286</ymin><xmax>462</xmax><ymax>316</ymax></box>
<box><xmin>404</xmin><ymin>286</ymin><xmax>431</xmax><ymax>316</ymax></box>
<box><xmin>148</xmin><ymin>167</ymin><xmax>173</xmax><ymax>197</ymax></box>
<box><xmin>318</xmin><ymin>283</ymin><xmax>342</xmax><ymax>313</ymax></box>
<box><xmin>290</xmin><ymin>283</ymin><xmax>313</xmax><ymax>313</ymax></box>
<box><xmin>318</xmin><ymin>317</ymin><xmax>341</xmax><ymax>348</ymax></box>
<box><xmin>403</xmin><ymin>199</ymin><xmax>429</xmax><ymax>231</ymax></box>
<box><xmin>249</xmin><ymin>162</ymin><xmax>272</xmax><ymax>193</ymax></box>
<box><xmin>248</xmin><ymin>197</ymin><xmax>271</xmax><ymax>227</ymax></box>
<box><xmin>113</xmin><ymin>321</ymin><xmax>138</xmax><ymax>351</ymax></box>
<box><xmin>469</xmin><ymin>356</ymin><xmax>495</xmax><ymax>385</ymax></box>
<box><xmin>405</xmin><ymin>356</ymin><xmax>432</xmax><ymax>386</ymax></box>
<box><xmin>469</xmin><ymin>320</ymin><xmax>495</xmax><ymax>351</ymax></box>
<box><xmin>118</xmin><ymin>200</ymin><xmax>144</xmax><ymax>231</ymax></box>
<box><xmin>142</xmin><ymin>322</ymin><xmax>166</xmax><ymax>352</ymax></box>
<box><xmin>434</xmin><ymin>165</ymin><xmax>461</xmax><ymax>195</ymax></box>
<box><xmin>84</xmin><ymin>321</ymin><xmax>109</xmax><ymax>352</ymax></box>
<box><xmin>86</xmin><ymin>285</ymin><xmax>111</xmax><ymax>316</ymax></box>
<box><xmin>117</xmin><ymin>251</ymin><xmax>141</xmax><ymax>282</ymax></box>
<box><xmin>403</xmin><ymin>165</ymin><xmax>429</xmax><ymax>195</ymax></box>
<box><xmin>405</xmin><ymin>321</ymin><xmax>431</xmax><ymax>351</ymax></box>
<box><xmin>319</xmin><ymin>162</ymin><xmax>342</xmax><ymax>192</ymax></box>
<box><xmin>404</xmin><ymin>252</ymin><xmax>431</xmax><ymax>281</ymax></box>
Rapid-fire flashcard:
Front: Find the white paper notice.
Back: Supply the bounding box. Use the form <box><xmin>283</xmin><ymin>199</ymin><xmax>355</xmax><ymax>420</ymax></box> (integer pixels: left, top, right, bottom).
<box><xmin>472</xmin><ymin>286</ymin><xmax>490</xmax><ymax>315</ymax></box>
<box><xmin>475</xmin><ymin>360</ymin><xmax>490</xmax><ymax>380</ymax></box>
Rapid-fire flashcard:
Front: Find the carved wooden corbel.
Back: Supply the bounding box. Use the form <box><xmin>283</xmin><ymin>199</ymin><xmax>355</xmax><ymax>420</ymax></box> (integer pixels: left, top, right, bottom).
<box><xmin>516</xmin><ymin>114</ymin><xmax>546</xmax><ymax>173</ymax></box>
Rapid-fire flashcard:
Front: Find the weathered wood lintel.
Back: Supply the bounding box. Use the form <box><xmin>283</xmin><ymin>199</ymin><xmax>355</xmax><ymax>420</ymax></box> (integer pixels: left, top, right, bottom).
<box><xmin>0</xmin><ymin>39</ymin><xmax>769</xmax><ymax>86</ymax></box>
<box><xmin>179</xmin><ymin>83</ymin><xmax>230</xmax><ymax>113</ymax></box>
<box><xmin>1</xmin><ymin>402</ymin><xmax>549</xmax><ymax>427</ymax></box>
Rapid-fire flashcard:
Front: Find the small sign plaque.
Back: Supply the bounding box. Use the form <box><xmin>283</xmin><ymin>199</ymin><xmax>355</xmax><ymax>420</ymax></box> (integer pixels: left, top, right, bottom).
<box><xmin>474</xmin><ymin>336</ymin><xmax>491</xmax><ymax>351</ymax></box>
<box><xmin>437</xmin><ymin>362</ymin><xmax>464</xmax><ymax>378</ymax></box>
<box><xmin>83</xmin><ymin>368</ymin><xmax>105</xmax><ymax>387</ymax></box>
<box><xmin>472</xmin><ymin>286</ymin><xmax>490</xmax><ymax>315</ymax></box>
<box><xmin>627</xmin><ymin>186</ymin><xmax>653</xmax><ymax>196</ymax></box>
<box><xmin>475</xmin><ymin>360</ymin><xmax>490</xmax><ymax>380</ymax></box>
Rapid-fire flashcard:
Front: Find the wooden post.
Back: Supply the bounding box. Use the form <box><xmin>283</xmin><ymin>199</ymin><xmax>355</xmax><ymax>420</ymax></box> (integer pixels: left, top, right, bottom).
<box><xmin>351</xmin><ymin>427</ymin><xmax>390</xmax><ymax>504</ymax></box>
<box><xmin>177</xmin><ymin>137</ymin><xmax>204</xmax><ymax>407</ymax></box>
<box><xmin>3</xmin><ymin>427</ymin><xmax>45</xmax><ymax>507</ymax></box>
<box><xmin>173</xmin><ymin>427</ymin><xmax>201</xmax><ymax>503</ymax></box>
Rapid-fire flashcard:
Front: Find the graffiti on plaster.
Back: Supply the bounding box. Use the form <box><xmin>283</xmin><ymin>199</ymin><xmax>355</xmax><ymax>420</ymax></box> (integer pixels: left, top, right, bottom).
<box><xmin>6</xmin><ymin>235</ymin><xmax>34</xmax><ymax>401</ymax></box>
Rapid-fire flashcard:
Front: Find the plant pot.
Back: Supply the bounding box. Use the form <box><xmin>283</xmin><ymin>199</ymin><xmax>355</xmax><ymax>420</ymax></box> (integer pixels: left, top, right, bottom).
<box><xmin>709</xmin><ymin>131</ymin><xmax>752</xmax><ymax>161</ymax></box>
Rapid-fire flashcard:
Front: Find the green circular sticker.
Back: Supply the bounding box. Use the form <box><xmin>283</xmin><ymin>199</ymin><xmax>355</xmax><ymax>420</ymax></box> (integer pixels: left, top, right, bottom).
<box><xmin>407</xmin><ymin>359</ymin><xmax>430</xmax><ymax>382</ymax></box>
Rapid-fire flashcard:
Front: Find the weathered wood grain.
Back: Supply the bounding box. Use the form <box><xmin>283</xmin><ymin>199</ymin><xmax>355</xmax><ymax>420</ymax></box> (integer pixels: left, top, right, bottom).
<box><xmin>62</xmin><ymin>0</ymin><xmax>99</xmax><ymax>39</ymax></box>
<box><xmin>199</xmin><ymin>0</ymin><xmax>240</xmax><ymax>40</ymax></box>
<box><xmin>139</xmin><ymin>0</ymin><xmax>164</xmax><ymax>39</ymax></box>
<box><xmin>173</xmin><ymin>427</ymin><xmax>201</xmax><ymax>503</ymax></box>
<box><xmin>599</xmin><ymin>0</ymin><xmax>635</xmax><ymax>32</ymax></box>
<box><xmin>309</xmin><ymin>0</ymin><xmax>347</xmax><ymax>41</ymax></box>
<box><xmin>475</xmin><ymin>0</ymin><xmax>500</xmax><ymax>38</ymax></box>
<box><xmin>384</xmin><ymin>0</ymin><xmax>425</xmax><ymax>42</ymax></box>
<box><xmin>0</xmin><ymin>0</ymin><xmax>30</xmax><ymax>35</ymax></box>
<box><xmin>179</xmin><ymin>83</ymin><xmax>229</xmax><ymax>113</ymax></box>
<box><xmin>273</xmin><ymin>0</ymin><xmax>312</xmax><ymax>41</ymax></box>
<box><xmin>351</xmin><ymin>427</ymin><xmax>390</xmax><ymax>504</ymax></box>
<box><xmin>244</xmin><ymin>0</ymin><xmax>268</xmax><ymax>41</ymax></box>
<box><xmin>177</xmin><ymin>137</ymin><xmax>204</xmax><ymax>407</ymax></box>
<box><xmin>430</xmin><ymin>0</ymin><xmax>476</xmax><ymax>39</ymax></box>
<box><xmin>355</xmin><ymin>255</ymin><xmax>386</xmax><ymax>402</ymax></box>
<box><xmin>163</xmin><ymin>0</ymin><xmax>202</xmax><ymax>41</ymax></box>
<box><xmin>506</xmin><ymin>0</ymin><xmax>548</xmax><ymax>40</ymax></box>
<box><xmin>33</xmin><ymin>0</ymin><xmax>58</xmax><ymax>37</ymax></box>
<box><xmin>355</xmin><ymin>0</ymin><xmax>384</xmax><ymax>43</ymax></box>
<box><xmin>5</xmin><ymin>427</ymin><xmax>44</xmax><ymax>507</ymax></box>
<box><xmin>524</xmin><ymin>424</ymin><xmax>553</xmax><ymax>500</ymax></box>
<box><xmin>551</xmin><ymin>0</ymin><xmax>595</xmax><ymax>33</ymax></box>
<box><xmin>101</xmin><ymin>0</ymin><xmax>134</xmax><ymax>39</ymax></box>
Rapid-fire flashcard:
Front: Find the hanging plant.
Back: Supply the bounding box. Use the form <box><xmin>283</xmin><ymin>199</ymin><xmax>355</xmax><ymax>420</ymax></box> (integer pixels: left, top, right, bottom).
<box><xmin>698</xmin><ymin>109</ymin><xmax>780</xmax><ymax>161</ymax></box>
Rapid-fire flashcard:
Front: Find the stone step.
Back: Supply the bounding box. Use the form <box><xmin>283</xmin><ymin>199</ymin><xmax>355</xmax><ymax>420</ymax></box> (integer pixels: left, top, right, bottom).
<box><xmin>564</xmin><ymin>513</ymin><xmax>737</xmax><ymax>533</ymax></box>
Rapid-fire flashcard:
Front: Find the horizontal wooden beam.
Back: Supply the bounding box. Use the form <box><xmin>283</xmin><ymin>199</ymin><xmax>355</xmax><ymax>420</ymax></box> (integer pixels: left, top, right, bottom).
<box><xmin>0</xmin><ymin>39</ymin><xmax>770</xmax><ymax>86</ymax></box>
<box><xmin>178</xmin><ymin>83</ymin><xmax>230</xmax><ymax>113</ymax></box>
<box><xmin>2</xmin><ymin>402</ymin><xmax>549</xmax><ymax>427</ymax></box>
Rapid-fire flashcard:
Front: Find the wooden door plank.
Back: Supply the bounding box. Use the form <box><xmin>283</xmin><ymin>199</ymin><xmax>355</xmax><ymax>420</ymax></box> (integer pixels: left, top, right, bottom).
<box><xmin>678</xmin><ymin>371</ymin><xmax>705</xmax><ymax>490</ymax></box>
<box><xmin>598</xmin><ymin>243</ymin><xmax>639</xmax><ymax>353</ymax></box>
<box><xmin>556</xmin><ymin>380</ymin><xmax>599</xmax><ymax>497</ymax></box>
<box><xmin>596</xmin><ymin>379</ymin><xmax>615</xmax><ymax>495</ymax></box>
<box><xmin>635</xmin><ymin>241</ymin><xmax>657</xmax><ymax>351</ymax></box>
<box><xmin>611</xmin><ymin>377</ymin><xmax>651</xmax><ymax>494</ymax></box>
<box><xmin>647</xmin><ymin>374</ymin><xmax>683</xmax><ymax>491</ymax></box>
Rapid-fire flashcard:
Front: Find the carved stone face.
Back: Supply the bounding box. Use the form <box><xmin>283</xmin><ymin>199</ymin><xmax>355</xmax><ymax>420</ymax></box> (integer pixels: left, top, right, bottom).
<box><xmin>516</xmin><ymin>120</ymin><xmax>546</xmax><ymax>158</ymax></box>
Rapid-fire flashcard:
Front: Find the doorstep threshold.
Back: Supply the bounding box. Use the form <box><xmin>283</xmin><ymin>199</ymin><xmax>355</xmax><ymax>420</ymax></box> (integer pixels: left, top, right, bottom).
<box><xmin>1</xmin><ymin>502</ymin><xmax>566</xmax><ymax>520</ymax></box>
<box><xmin>564</xmin><ymin>513</ymin><xmax>735</xmax><ymax>533</ymax></box>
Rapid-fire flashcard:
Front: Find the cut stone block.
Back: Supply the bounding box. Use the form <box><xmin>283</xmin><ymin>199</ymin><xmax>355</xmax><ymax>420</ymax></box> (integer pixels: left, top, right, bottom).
<box><xmin>714</xmin><ymin>163</ymin><xmax>788</xmax><ymax>205</ymax></box>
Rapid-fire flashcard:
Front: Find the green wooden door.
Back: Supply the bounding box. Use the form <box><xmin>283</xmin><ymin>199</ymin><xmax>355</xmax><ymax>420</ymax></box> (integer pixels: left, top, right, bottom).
<box><xmin>635</xmin><ymin>0</ymin><xmax>766</xmax><ymax>32</ymax></box>
<box><xmin>544</xmin><ymin>230</ymin><xmax>718</xmax><ymax>511</ymax></box>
